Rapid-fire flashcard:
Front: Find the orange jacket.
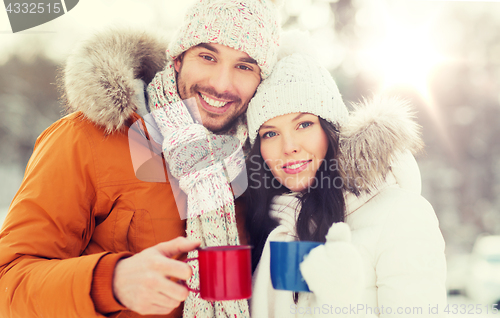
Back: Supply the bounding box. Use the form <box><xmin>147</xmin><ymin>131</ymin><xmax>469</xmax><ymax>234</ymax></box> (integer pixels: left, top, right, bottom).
<box><xmin>0</xmin><ymin>111</ymin><xmax>249</xmax><ymax>318</ymax></box>
<box><xmin>0</xmin><ymin>111</ymin><xmax>185</xmax><ymax>317</ymax></box>
<box><xmin>0</xmin><ymin>30</ymin><xmax>249</xmax><ymax>317</ymax></box>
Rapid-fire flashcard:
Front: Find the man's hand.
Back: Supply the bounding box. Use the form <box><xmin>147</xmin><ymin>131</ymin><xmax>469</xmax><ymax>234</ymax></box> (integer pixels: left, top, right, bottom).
<box><xmin>113</xmin><ymin>237</ymin><xmax>200</xmax><ymax>315</ymax></box>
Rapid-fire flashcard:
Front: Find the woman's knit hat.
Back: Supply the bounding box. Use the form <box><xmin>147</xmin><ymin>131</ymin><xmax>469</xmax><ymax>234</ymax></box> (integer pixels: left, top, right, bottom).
<box><xmin>167</xmin><ymin>0</ymin><xmax>281</xmax><ymax>79</ymax></box>
<box><xmin>247</xmin><ymin>53</ymin><xmax>348</xmax><ymax>145</ymax></box>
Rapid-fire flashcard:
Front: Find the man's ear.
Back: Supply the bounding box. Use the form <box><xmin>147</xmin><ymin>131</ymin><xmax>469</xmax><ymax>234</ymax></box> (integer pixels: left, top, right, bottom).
<box><xmin>174</xmin><ymin>54</ymin><xmax>183</xmax><ymax>73</ymax></box>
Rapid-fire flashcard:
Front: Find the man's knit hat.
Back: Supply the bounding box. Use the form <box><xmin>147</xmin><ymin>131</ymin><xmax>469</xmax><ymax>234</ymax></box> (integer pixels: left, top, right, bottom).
<box><xmin>247</xmin><ymin>53</ymin><xmax>348</xmax><ymax>145</ymax></box>
<box><xmin>167</xmin><ymin>0</ymin><xmax>280</xmax><ymax>79</ymax></box>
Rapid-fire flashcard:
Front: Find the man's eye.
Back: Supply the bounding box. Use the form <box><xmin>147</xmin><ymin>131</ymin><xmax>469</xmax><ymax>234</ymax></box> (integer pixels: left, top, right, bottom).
<box><xmin>201</xmin><ymin>55</ymin><xmax>215</xmax><ymax>62</ymax></box>
<box><xmin>237</xmin><ymin>65</ymin><xmax>252</xmax><ymax>71</ymax></box>
<box><xmin>262</xmin><ymin>131</ymin><xmax>277</xmax><ymax>139</ymax></box>
<box><xmin>298</xmin><ymin>122</ymin><xmax>312</xmax><ymax>129</ymax></box>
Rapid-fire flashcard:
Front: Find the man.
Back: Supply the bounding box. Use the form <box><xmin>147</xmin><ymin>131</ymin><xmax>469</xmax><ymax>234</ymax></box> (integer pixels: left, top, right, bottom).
<box><xmin>0</xmin><ymin>0</ymin><xmax>280</xmax><ymax>317</ymax></box>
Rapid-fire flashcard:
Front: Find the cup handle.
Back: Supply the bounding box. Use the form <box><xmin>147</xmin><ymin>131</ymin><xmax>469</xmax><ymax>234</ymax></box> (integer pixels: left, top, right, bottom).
<box><xmin>182</xmin><ymin>257</ymin><xmax>200</xmax><ymax>293</ymax></box>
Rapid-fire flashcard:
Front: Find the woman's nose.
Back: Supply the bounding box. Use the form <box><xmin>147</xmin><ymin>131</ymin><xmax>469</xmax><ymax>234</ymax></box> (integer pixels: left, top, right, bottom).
<box><xmin>282</xmin><ymin>135</ymin><xmax>300</xmax><ymax>155</ymax></box>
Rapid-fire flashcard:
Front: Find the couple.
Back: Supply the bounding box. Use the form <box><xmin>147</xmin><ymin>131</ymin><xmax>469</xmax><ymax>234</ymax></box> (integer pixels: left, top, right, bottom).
<box><xmin>0</xmin><ymin>1</ymin><xmax>446</xmax><ymax>318</ymax></box>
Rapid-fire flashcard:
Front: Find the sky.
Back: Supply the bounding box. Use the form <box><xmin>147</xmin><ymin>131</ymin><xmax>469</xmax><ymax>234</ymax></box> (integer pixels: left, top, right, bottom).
<box><xmin>2</xmin><ymin>0</ymin><xmax>499</xmax><ymax>86</ymax></box>
<box><xmin>0</xmin><ymin>0</ymin><xmax>197</xmax><ymax>64</ymax></box>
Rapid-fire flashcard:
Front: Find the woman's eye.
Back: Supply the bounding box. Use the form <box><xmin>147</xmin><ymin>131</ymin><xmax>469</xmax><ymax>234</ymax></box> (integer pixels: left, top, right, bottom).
<box><xmin>262</xmin><ymin>131</ymin><xmax>277</xmax><ymax>139</ymax></box>
<box><xmin>298</xmin><ymin>122</ymin><xmax>312</xmax><ymax>129</ymax></box>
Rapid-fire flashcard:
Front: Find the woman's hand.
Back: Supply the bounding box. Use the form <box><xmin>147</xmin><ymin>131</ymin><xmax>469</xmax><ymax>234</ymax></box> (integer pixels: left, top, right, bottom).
<box><xmin>300</xmin><ymin>223</ymin><xmax>364</xmax><ymax>311</ymax></box>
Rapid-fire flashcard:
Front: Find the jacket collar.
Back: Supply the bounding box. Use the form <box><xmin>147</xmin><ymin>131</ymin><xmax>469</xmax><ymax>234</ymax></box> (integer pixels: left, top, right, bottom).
<box><xmin>345</xmin><ymin>150</ymin><xmax>422</xmax><ymax>216</ymax></box>
<box><xmin>62</xmin><ymin>28</ymin><xmax>167</xmax><ymax>134</ymax></box>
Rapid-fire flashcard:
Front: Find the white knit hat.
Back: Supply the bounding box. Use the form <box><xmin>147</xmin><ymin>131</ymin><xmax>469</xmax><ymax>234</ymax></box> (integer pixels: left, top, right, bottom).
<box><xmin>167</xmin><ymin>0</ymin><xmax>280</xmax><ymax>79</ymax></box>
<box><xmin>247</xmin><ymin>53</ymin><xmax>348</xmax><ymax>145</ymax></box>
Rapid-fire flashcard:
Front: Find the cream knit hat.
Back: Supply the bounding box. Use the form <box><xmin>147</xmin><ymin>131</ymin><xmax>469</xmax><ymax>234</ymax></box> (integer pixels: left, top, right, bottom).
<box><xmin>167</xmin><ymin>0</ymin><xmax>280</xmax><ymax>79</ymax></box>
<box><xmin>247</xmin><ymin>53</ymin><xmax>348</xmax><ymax>145</ymax></box>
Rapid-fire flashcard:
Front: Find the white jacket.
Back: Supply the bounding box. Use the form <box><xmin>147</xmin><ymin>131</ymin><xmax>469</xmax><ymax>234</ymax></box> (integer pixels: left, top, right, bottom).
<box><xmin>250</xmin><ymin>98</ymin><xmax>447</xmax><ymax>318</ymax></box>
<box><xmin>328</xmin><ymin>152</ymin><xmax>446</xmax><ymax>317</ymax></box>
<box><xmin>343</xmin><ymin>154</ymin><xmax>447</xmax><ymax>317</ymax></box>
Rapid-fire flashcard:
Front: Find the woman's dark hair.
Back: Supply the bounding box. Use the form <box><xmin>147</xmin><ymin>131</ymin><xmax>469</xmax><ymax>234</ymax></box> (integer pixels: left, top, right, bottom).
<box><xmin>245</xmin><ymin>117</ymin><xmax>346</xmax><ymax>273</ymax></box>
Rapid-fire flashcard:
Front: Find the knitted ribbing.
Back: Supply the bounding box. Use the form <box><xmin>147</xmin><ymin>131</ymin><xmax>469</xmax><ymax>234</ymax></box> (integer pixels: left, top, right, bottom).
<box><xmin>250</xmin><ymin>194</ymin><xmax>304</xmax><ymax>317</ymax></box>
<box><xmin>247</xmin><ymin>53</ymin><xmax>348</xmax><ymax>145</ymax></box>
<box><xmin>147</xmin><ymin>62</ymin><xmax>249</xmax><ymax>318</ymax></box>
<box><xmin>167</xmin><ymin>0</ymin><xmax>280</xmax><ymax>79</ymax></box>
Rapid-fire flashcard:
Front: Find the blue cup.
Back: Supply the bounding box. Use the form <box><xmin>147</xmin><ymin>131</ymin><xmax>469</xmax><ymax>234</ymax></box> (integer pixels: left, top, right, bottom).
<box><xmin>270</xmin><ymin>241</ymin><xmax>323</xmax><ymax>292</ymax></box>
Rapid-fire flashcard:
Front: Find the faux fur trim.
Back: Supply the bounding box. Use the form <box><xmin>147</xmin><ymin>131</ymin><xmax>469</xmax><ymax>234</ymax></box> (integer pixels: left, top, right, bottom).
<box><xmin>339</xmin><ymin>96</ymin><xmax>424</xmax><ymax>195</ymax></box>
<box><xmin>61</xmin><ymin>28</ymin><xmax>167</xmax><ymax>133</ymax></box>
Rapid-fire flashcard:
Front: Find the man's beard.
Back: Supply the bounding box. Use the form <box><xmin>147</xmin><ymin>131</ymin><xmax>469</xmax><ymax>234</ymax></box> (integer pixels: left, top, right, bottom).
<box><xmin>177</xmin><ymin>78</ymin><xmax>245</xmax><ymax>134</ymax></box>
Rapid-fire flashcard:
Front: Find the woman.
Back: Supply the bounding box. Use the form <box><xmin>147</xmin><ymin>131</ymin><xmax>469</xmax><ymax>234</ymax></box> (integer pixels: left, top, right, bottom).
<box><xmin>245</xmin><ymin>53</ymin><xmax>447</xmax><ymax>317</ymax></box>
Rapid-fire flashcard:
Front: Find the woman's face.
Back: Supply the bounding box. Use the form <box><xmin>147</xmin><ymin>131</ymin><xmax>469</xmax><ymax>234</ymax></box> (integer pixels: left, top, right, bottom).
<box><xmin>259</xmin><ymin>113</ymin><xmax>329</xmax><ymax>192</ymax></box>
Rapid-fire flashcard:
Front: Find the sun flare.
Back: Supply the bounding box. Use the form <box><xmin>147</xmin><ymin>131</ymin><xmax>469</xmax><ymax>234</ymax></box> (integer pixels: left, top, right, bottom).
<box><xmin>368</xmin><ymin>20</ymin><xmax>445</xmax><ymax>99</ymax></box>
<box><xmin>360</xmin><ymin>13</ymin><xmax>455</xmax><ymax>156</ymax></box>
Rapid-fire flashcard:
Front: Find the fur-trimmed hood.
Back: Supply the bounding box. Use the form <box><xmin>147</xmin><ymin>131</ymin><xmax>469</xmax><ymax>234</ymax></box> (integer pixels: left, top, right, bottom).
<box><xmin>339</xmin><ymin>96</ymin><xmax>424</xmax><ymax>195</ymax></box>
<box><xmin>61</xmin><ymin>28</ymin><xmax>167</xmax><ymax>133</ymax></box>
<box><xmin>60</xmin><ymin>29</ymin><xmax>424</xmax><ymax>197</ymax></box>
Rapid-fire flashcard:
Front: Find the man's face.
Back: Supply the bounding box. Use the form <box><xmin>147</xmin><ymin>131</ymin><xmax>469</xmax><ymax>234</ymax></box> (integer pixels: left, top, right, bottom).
<box><xmin>174</xmin><ymin>43</ymin><xmax>261</xmax><ymax>133</ymax></box>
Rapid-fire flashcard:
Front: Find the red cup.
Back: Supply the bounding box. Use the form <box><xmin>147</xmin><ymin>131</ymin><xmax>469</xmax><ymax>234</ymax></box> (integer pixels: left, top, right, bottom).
<box><xmin>184</xmin><ymin>245</ymin><xmax>252</xmax><ymax>301</ymax></box>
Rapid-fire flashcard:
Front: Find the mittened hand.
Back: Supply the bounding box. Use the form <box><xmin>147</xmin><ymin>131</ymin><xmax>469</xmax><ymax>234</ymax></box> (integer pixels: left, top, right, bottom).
<box><xmin>300</xmin><ymin>222</ymin><xmax>364</xmax><ymax>307</ymax></box>
<box><xmin>325</xmin><ymin>221</ymin><xmax>351</xmax><ymax>242</ymax></box>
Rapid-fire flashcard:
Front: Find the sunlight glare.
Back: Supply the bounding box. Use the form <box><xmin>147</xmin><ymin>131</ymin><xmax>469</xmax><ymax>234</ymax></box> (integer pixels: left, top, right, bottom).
<box><xmin>369</xmin><ymin>20</ymin><xmax>445</xmax><ymax>99</ymax></box>
<box><xmin>360</xmin><ymin>10</ymin><xmax>456</xmax><ymax>157</ymax></box>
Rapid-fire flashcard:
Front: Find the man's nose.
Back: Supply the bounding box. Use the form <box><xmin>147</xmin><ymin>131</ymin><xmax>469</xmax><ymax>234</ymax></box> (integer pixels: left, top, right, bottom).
<box><xmin>209</xmin><ymin>65</ymin><xmax>234</xmax><ymax>95</ymax></box>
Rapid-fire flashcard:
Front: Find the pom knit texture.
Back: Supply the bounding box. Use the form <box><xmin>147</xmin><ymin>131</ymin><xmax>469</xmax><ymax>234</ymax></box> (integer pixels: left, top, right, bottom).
<box><xmin>247</xmin><ymin>53</ymin><xmax>348</xmax><ymax>145</ymax></box>
<box><xmin>167</xmin><ymin>0</ymin><xmax>280</xmax><ymax>79</ymax></box>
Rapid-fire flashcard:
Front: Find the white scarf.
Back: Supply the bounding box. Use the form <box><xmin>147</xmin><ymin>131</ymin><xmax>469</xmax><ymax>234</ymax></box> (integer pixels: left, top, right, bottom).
<box><xmin>250</xmin><ymin>193</ymin><xmax>366</xmax><ymax>318</ymax></box>
<box><xmin>147</xmin><ymin>61</ymin><xmax>250</xmax><ymax>318</ymax></box>
<box><xmin>250</xmin><ymin>193</ymin><xmax>315</xmax><ymax>317</ymax></box>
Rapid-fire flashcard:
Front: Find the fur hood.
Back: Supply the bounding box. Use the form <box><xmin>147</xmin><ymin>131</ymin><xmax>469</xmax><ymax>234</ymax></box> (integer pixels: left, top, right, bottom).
<box><xmin>60</xmin><ymin>29</ymin><xmax>423</xmax><ymax>197</ymax></box>
<box><xmin>339</xmin><ymin>96</ymin><xmax>424</xmax><ymax>195</ymax></box>
<box><xmin>61</xmin><ymin>28</ymin><xmax>167</xmax><ymax>133</ymax></box>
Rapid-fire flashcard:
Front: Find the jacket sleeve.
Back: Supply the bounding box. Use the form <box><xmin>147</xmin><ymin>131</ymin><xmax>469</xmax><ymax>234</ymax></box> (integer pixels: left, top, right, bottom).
<box><xmin>0</xmin><ymin>117</ymin><xmax>110</xmax><ymax>318</ymax></box>
<box><xmin>374</xmin><ymin>191</ymin><xmax>447</xmax><ymax>318</ymax></box>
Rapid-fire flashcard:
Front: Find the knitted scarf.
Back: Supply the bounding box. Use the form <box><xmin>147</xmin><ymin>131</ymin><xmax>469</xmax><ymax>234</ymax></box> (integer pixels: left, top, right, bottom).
<box><xmin>250</xmin><ymin>193</ymin><xmax>365</xmax><ymax>318</ymax></box>
<box><xmin>147</xmin><ymin>61</ymin><xmax>250</xmax><ymax>318</ymax></box>
<box><xmin>250</xmin><ymin>193</ymin><xmax>309</xmax><ymax>317</ymax></box>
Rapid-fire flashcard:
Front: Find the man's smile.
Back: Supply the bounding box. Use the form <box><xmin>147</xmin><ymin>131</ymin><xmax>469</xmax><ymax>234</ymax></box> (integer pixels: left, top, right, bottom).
<box><xmin>199</xmin><ymin>92</ymin><xmax>230</xmax><ymax>108</ymax></box>
<box><xmin>197</xmin><ymin>92</ymin><xmax>235</xmax><ymax>114</ymax></box>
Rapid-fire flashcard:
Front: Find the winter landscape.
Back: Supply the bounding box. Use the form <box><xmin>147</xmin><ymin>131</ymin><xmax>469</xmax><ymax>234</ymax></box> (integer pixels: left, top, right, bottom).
<box><xmin>2</xmin><ymin>0</ymin><xmax>500</xmax><ymax>313</ymax></box>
